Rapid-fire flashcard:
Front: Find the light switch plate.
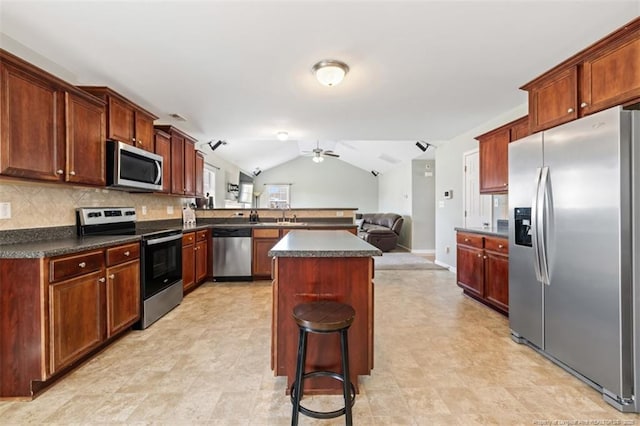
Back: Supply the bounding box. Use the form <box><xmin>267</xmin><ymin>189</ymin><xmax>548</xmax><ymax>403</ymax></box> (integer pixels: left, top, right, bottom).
<box><xmin>166</xmin><ymin>206</ymin><xmax>174</xmax><ymax>215</ymax></box>
<box><xmin>141</xmin><ymin>206</ymin><xmax>147</xmax><ymax>215</ymax></box>
<box><xmin>0</xmin><ymin>202</ymin><xmax>11</xmax><ymax>219</ymax></box>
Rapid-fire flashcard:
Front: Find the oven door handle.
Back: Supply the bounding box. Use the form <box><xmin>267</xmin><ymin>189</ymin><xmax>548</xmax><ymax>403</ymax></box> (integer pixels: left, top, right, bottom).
<box><xmin>146</xmin><ymin>233</ymin><xmax>183</xmax><ymax>246</ymax></box>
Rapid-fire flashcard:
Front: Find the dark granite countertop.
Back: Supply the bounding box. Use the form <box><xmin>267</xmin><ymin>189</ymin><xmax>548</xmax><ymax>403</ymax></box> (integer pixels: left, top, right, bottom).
<box><xmin>455</xmin><ymin>226</ymin><xmax>508</xmax><ymax>238</ymax></box>
<box><xmin>269</xmin><ymin>230</ymin><xmax>381</xmax><ymax>258</ymax></box>
<box><xmin>0</xmin><ymin>235</ymin><xmax>141</xmax><ymax>259</ymax></box>
<box><xmin>210</xmin><ymin>222</ymin><xmax>356</xmax><ymax>229</ymax></box>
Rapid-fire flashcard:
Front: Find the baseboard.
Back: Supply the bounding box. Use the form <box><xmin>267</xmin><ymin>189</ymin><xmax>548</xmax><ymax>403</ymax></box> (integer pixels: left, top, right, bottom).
<box><xmin>435</xmin><ymin>259</ymin><xmax>456</xmax><ymax>274</ymax></box>
<box><xmin>410</xmin><ymin>249</ymin><xmax>435</xmax><ymax>255</ymax></box>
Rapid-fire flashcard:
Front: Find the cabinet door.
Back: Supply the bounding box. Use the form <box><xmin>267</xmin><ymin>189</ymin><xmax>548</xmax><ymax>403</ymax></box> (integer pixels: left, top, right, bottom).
<box><xmin>581</xmin><ymin>38</ymin><xmax>640</xmax><ymax>115</ymax></box>
<box><xmin>529</xmin><ymin>67</ymin><xmax>578</xmax><ymax>132</ymax></box>
<box><xmin>182</xmin><ymin>243</ymin><xmax>195</xmax><ymax>291</ymax></box>
<box><xmin>195</xmin><ymin>240</ymin><xmax>207</xmax><ymax>283</ymax></box>
<box><xmin>65</xmin><ymin>92</ymin><xmax>106</xmax><ymax>185</ymax></box>
<box><xmin>253</xmin><ymin>238</ymin><xmax>279</xmax><ymax>278</ymax></box>
<box><xmin>478</xmin><ymin>128</ymin><xmax>509</xmax><ymax>193</ymax></box>
<box><xmin>106</xmin><ymin>260</ymin><xmax>140</xmax><ymax>338</ymax></box>
<box><xmin>108</xmin><ymin>97</ymin><xmax>134</xmax><ymax>144</ymax></box>
<box><xmin>134</xmin><ymin>110</ymin><xmax>154</xmax><ymax>151</ymax></box>
<box><xmin>0</xmin><ymin>62</ymin><xmax>64</xmax><ymax>181</ymax></box>
<box><xmin>154</xmin><ymin>130</ymin><xmax>171</xmax><ymax>193</ymax></box>
<box><xmin>49</xmin><ymin>271</ymin><xmax>104</xmax><ymax>373</ymax></box>
<box><xmin>183</xmin><ymin>138</ymin><xmax>196</xmax><ymax>196</ymax></box>
<box><xmin>195</xmin><ymin>151</ymin><xmax>205</xmax><ymax>197</ymax></box>
<box><xmin>170</xmin><ymin>134</ymin><xmax>185</xmax><ymax>195</ymax></box>
<box><xmin>456</xmin><ymin>245</ymin><xmax>484</xmax><ymax>297</ymax></box>
<box><xmin>484</xmin><ymin>251</ymin><xmax>509</xmax><ymax>313</ymax></box>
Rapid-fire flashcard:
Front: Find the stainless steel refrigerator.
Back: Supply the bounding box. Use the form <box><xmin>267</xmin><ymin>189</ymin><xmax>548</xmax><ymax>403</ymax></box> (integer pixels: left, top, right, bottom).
<box><xmin>508</xmin><ymin>105</ymin><xmax>639</xmax><ymax>412</ymax></box>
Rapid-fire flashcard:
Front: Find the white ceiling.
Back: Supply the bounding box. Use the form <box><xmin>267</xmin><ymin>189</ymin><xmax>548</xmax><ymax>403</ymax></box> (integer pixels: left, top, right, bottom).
<box><xmin>1</xmin><ymin>1</ymin><xmax>638</xmax><ymax>174</ymax></box>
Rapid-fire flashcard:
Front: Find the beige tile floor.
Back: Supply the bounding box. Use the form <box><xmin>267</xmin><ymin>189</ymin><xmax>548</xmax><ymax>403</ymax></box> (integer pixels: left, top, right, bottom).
<box><xmin>1</xmin><ymin>269</ymin><xmax>639</xmax><ymax>425</ymax></box>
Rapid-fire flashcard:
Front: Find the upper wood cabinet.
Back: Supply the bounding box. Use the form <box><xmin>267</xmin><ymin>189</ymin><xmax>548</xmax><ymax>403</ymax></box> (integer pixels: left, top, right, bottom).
<box><xmin>0</xmin><ymin>50</ymin><xmax>106</xmax><ymax>186</ymax></box>
<box><xmin>79</xmin><ymin>86</ymin><xmax>157</xmax><ymax>150</ymax></box>
<box><xmin>154</xmin><ymin>125</ymin><xmax>199</xmax><ymax>196</ymax></box>
<box><xmin>475</xmin><ymin>115</ymin><xmax>528</xmax><ymax>194</ymax></box>
<box><xmin>522</xmin><ymin>17</ymin><xmax>640</xmax><ymax>132</ymax></box>
<box><xmin>154</xmin><ymin>129</ymin><xmax>172</xmax><ymax>193</ymax></box>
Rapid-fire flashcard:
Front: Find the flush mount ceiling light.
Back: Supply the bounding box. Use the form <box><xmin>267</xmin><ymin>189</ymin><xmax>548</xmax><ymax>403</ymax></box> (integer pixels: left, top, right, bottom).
<box><xmin>312</xmin><ymin>60</ymin><xmax>349</xmax><ymax>87</ymax></box>
<box><xmin>276</xmin><ymin>131</ymin><xmax>289</xmax><ymax>141</ymax></box>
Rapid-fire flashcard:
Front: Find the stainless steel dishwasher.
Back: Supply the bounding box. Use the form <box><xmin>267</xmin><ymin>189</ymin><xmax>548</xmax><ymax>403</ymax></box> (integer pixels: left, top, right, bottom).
<box><xmin>212</xmin><ymin>227</ymin><xmax>253</xmax><ymax>281</ymax></box>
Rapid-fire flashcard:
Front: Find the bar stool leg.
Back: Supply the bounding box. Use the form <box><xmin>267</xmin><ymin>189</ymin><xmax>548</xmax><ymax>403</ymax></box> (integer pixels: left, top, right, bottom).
<box><xmin>340</xmin><ymin>329</ymin><xmax>353</xmax><ymax>426</ymax></box>
<box><xmin>291</xmin><ymin>327</ymin><xmax>307</xmax><ymax>426</ymax></box>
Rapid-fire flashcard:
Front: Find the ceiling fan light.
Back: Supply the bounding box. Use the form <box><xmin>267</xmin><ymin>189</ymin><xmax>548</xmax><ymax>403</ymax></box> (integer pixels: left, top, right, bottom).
<box><xmin>312</xmin><ymin>60</ymin><xmax>349</xmax><ymax>87</ymax></box>
<box><xmin>312</xmin><ymin>154</ymin><xmax>324</xmax><ymax>163</ymax></box>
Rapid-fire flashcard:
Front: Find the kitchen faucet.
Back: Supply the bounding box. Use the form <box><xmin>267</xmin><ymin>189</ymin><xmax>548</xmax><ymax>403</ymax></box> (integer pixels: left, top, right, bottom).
<box><xmin>281</xmin><ymin>204</ymin><xmax>290</xmax><ymax>222</ymax></box>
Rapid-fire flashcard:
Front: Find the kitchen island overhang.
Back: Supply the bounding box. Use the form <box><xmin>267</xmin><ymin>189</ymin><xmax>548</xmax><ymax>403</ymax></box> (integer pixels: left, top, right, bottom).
<box><xmin>269</xmin><ymin>230</ymin><xmax>381</xmax><ymax>395</ymax></box>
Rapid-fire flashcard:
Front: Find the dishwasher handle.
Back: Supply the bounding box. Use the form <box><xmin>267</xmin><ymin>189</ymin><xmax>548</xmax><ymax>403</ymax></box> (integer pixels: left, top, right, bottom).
<box><xmin>212</xmin><ymin>227</ymin><xmax>252</xmax><ymax>238</ymax></box>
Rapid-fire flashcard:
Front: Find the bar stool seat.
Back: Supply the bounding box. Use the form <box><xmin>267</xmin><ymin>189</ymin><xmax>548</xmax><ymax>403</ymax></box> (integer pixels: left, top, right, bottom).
<box><xmin>290</xmin><ymin>300</ymin><xmax>356</xmax><ymax>426</ymax></box>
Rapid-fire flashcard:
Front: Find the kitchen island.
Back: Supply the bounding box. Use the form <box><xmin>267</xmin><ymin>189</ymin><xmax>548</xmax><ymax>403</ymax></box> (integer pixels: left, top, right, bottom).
<box><xmin>269</xmin><ymin>230</ymin><xmax>381</xmax><ymax>394</ymax></box>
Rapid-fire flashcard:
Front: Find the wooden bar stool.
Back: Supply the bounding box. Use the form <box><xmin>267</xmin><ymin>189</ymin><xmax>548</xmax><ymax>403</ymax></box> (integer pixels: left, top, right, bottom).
<box><xmin>290</xmin><ymin>300</ymin><xmax>356</xmax><ymax>426</ymax></box>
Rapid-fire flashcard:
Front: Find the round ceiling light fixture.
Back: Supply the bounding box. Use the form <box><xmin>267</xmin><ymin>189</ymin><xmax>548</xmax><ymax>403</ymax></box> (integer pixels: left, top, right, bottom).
<box><xmin>312</xmin><ymin>60</ymin><xmax>349</xmax><ymax>87</ymax></box>
<box><xmin>276</xmin><ymin>131</ymin><xmax>289</xmax><ymax>141</ymax></box>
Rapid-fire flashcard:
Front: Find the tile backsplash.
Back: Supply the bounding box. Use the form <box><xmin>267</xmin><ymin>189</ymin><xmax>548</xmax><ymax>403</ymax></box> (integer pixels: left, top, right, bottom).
<box><xmin>0</xmin><ymin>180</ymin><xmax>188</xmax><ymax>231</ymax></box>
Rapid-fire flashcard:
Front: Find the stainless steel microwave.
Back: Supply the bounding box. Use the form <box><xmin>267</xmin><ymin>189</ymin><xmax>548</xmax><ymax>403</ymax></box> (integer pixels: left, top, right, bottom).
<box><xmin>106</xmin><ymin>140</ymin><xmax>163</xmax><ymax>192</ymax></box>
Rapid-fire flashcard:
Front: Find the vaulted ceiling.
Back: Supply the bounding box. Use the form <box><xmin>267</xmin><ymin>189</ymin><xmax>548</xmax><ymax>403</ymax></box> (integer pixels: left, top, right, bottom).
<box><xmin>1</xmin><ymin>1</ymin><xmax>637</xmax><ymax>174</ymax></box>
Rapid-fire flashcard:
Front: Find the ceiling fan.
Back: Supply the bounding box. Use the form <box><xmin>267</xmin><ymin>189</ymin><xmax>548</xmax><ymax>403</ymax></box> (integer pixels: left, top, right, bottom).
<box><xmin>302</xmin><ymin>141</ymin><xmax>340</xmax><ymax>163</ymax></box>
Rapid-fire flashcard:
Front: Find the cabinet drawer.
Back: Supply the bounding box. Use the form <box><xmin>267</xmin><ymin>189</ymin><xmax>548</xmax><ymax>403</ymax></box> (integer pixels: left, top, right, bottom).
<box><xmin>254</xmin><ymin>228</ymin><xmax>280</xmax><ymax>238</ymax></box>
<box><xmin>456</xmin><ymin>232</ymin><xmax>483</xmax><ymax>249</ymax></box>
<box><xmin>196</xmin><ymin>230</ymin><xmax>209</xmax><ymax>242</ymax></box>
<box><xmin>485</xmin><ymin>237</ymin><xmax>509</xmax><ymax>254</ymax></box>
<box><xmin>50</xmin><ymin>250</ymin><xmax>104</xmax><ymax>282</ymax></box>
<box><xmin>106</xmin><ymin>243</ymin><xmax>140</xmax><ymax>266</ymax></box>
<box><xmin>182</xmin><ymin>232</ymin><xmax>195</xmax><ymax>245</ymax></box>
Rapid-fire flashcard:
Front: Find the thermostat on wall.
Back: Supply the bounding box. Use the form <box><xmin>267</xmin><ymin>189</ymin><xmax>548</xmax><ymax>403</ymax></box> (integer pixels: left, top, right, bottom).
<box><xmin>443</xmin><ymin>190</ymin><xmax>453</xmax><ymax>199</ymax></box>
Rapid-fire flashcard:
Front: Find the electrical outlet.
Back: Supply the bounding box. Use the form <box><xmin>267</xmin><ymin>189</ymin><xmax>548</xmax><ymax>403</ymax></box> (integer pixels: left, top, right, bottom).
<box><xmin>166</xmin><ymin>206</ymin><xmax>174</xmax><ymax>215</ymax></box>
<box><xmin>0</xmin><ymin>202</ymin><xmax>10</xmax><ymax>219</ymax></box>
<box><xmin>336</xmin><ymin>211</ymin><xmax>344</xmax><ymax>217</ymax></box>
<box><xmin>494</xmin><ymin>198</ymin><xmax>499</xmax><ymax>207</ymax></box>
<box><xmin>141</xmin><ymin>206</ymin><xmax>147</xmax><ymax>215</ymax></box>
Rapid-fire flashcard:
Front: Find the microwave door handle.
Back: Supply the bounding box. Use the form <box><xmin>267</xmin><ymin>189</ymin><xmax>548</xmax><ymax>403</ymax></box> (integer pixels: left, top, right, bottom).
<box><xmin>146</xmin><ymin>233</ymin><xmax>182</xmax><ymax>246</ymax></box>
<box><xmin>154</xmin><ymin>161</ymin><xmax>162</xmax><ymax>185</ymax></box>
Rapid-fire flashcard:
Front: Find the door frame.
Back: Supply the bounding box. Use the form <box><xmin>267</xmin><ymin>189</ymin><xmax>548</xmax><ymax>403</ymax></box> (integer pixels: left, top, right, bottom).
<box><xmin>462</xmin><ymin>148</ymin><xmax>492</xmax><ymax>228</ymax></box>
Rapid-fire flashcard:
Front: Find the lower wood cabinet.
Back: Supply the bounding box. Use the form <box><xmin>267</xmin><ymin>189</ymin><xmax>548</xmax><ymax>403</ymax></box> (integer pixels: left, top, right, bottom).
<box><xmin>252</xmin><ymin>228</ymin><xmax>280</xmax><ymax>279</ymax></box>
<box><xmin>182</xmin><ymin>229</ymin><xmax>210</xmax><ymax>293</ymax></box>
<box><xmin>456</xmin><ymin>231</ymin><xmax>509</xmax><ymax>315</ymax></box>
<box><xmin>0</xmin><ymin>241</ymin><xmax>141</xmax><ymax>398</ymax></box>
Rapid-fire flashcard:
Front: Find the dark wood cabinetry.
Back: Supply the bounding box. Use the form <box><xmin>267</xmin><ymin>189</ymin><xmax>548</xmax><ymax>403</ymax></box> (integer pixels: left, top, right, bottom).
<box><xmin>0</xmin><ymin>241</ymin><xmax>140</xmax><ymax>398</ymax></box>
<box><xmin>79</xmin><ymin>86</ymin><xmax>157</xmax><ymax>150</ymax></box>
<box><xmin>522</xmin><ymin>17</ymin><xmax>640</xmax><ymax>132</ymax></box>
<box><xmin>456</xmin><ymin>231</ymin><xmax>509</xmax><ymax>315</ymax></box>
<box><xmin>182</xmin><ymin>230</ymin><xmax>209</xmax><ymax>293</ymax></box>
<box><xmin>475</xmin><ymin>115</ymin><xmax>529</xmax><ymax>194</ymax></box>
<box><xmin>253</xmin><ymin>228</ymin><xmax>280</xmax><ymax>279</ymax></box>
<box><xmin>154</xmin><ymin>125</ymin><xmax>200</xmax><ymax>196</ymax></box>
<box><xmin>0</xmin><ymin>50</ymin><xmax>106</xmax><ymax>186</ymax></box>
<box><xmin>154</xmin><ymin>129</ymin><xmax>171</xmax><ymax>193</ymax></box>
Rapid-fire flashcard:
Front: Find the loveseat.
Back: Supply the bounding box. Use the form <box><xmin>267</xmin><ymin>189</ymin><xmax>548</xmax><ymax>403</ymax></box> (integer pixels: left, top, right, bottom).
<box><xmin>356</xmin><ymin>213</ymin><xmax>404</xmax><ymax>252</ymax></box>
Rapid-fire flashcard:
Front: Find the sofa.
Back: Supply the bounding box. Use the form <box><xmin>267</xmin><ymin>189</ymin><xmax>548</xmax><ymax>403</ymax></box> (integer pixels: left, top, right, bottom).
<box><xmin>356</xmin><ymin>213</ymin><xmax>404</xmax><ymax>252</ymax></box>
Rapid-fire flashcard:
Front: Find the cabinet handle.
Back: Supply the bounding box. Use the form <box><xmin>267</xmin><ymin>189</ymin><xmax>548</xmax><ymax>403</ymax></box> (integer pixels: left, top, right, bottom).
<box><xmin>70</xmin><ymin>171</ymin><xmax>76</xmax><ymax>176</ymax></box>
<box><xmin>124</xmin><ymin>251</ymin><xmax>130</xmax><ymax>256</ymax></box>
<box><xmin>132</xmin><ymin>137</ymin><xmax>136</xmax><ymax>142</ymax></box>
<box><xmin>56</xmin><ymin>169</ymin><xmax>64</xmax><ymax>175</ymax></box>
<box><xmin>580</xmin><ymin>102</ymin><xmax>588</xmax><ymax>108</ymax></box>
<box><xmin>567</xmin><ymin>107</ymin><xmax>574</xmax><ymax>114</ymax></box>
<box><xmin>464</xmin><ymin>238</ymin><xmax>470</xmax><ymax>242</ymax></box>
<box><xmin>498</xmin><ymin>244</ymin><xmax>504</xmax><ymax>249</ymax></box>
<box><xmin>138</xmin><ymin>139</ymin><xmax>143</xmax><ymax>145</ymax></box>
<box><xmin>503</xmin><ymin>183</ymin><xmax>507</xmax><ymax>186</ymax></box>
<box><xmin>78</xmin><ymin>262</ymin><xmax>86</xmax><ymax>268</ymax></box>
<box><xmin>98</xmin><ymin>277</ymin><xmax>106</xmax><ymax>283</ymax></box>
<box><xmin>483</xmin><ymin>255</ymin><xmax>487</xmax><ymax>259</ymax></box>
<box><xmin>477</xmin><ymin>254</ymin><xmax>482</xmax><ymax>258</ymax></box>
<box><xmin>109</xmin><ymin>274</ymin><xmax>115</xmax><ymax>279</ymax></box>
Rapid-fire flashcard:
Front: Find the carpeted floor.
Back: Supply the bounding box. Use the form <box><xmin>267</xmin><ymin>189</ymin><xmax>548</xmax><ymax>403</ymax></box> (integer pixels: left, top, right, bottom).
<box><xmin>374</xmin><ymin>252</ymin><xmax>445</xmax><ymax>270</ymax></box>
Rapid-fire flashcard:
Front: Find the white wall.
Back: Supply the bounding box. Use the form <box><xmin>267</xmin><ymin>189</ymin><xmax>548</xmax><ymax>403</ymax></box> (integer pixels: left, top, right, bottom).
<box><xmin>252</xmin><ymin>157</ymin><xmax>378</xmax><ymax>211</ymax></box>
<box><xmin>434</xmin><ymin>104</ymin><xmax>528</xmax><ymax>269</ymax></box>
<box><xmin>378</xmin><ymin>162</ymin><xmax>412</xmax><ymax>248</ymax></box>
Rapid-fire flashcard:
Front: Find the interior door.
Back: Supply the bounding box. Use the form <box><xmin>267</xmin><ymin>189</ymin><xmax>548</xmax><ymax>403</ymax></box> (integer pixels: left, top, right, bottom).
<box><xmin>463</xmin><ymin>150</ymin><xmax>491</xmax><ymax>228</ymax></box>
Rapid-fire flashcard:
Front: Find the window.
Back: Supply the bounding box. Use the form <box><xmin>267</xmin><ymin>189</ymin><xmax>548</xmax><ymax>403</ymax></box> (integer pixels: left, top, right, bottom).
<box><xmin>265</xmin><ymin>184</ymin><xmax>290</xmax><ymax>208</ymax></box>
<box><xmin>203</xmin><ymin>166</ymin><xmax>216</xmax><ymax>205</ymax></box>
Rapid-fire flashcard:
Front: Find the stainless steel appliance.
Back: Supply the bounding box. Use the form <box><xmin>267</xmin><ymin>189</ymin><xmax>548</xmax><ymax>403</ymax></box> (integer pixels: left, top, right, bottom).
<box><xmin>508</xmin><ymin>106</ymin><xmax>639</xmax><ymax>412</ymax></box>
<box><xmin>212</xmin><ymin>227</ymin><xmax>252</xmax><ymax>280</ymax></box>
<box><xmin>106</xmin><ymin>140</ymin><xmax>163</xmax><ymax>192</ymax></box>
<box><xmin>76</xmin><ymin>207</ymin><xmax>183</xmax><ymax>329</ymax></box>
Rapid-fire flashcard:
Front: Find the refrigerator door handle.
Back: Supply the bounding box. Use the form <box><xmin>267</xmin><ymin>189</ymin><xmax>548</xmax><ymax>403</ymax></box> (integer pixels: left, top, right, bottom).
<box><xmin>538</xmin><ymin>166</ymin><xmax>551</xmax><ymax>285</ymax></box>
<box><xmin>531</xmin><ymin>167</ymin><xmax>544</xmax><ymax>283</ymax></box>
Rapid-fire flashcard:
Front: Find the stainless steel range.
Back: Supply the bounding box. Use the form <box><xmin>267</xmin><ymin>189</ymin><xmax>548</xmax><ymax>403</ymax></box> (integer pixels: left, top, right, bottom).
<box><xmin>76</xmin><ymin>207</ymin><xmax>183</xmax><ymax>329</ymax></box>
